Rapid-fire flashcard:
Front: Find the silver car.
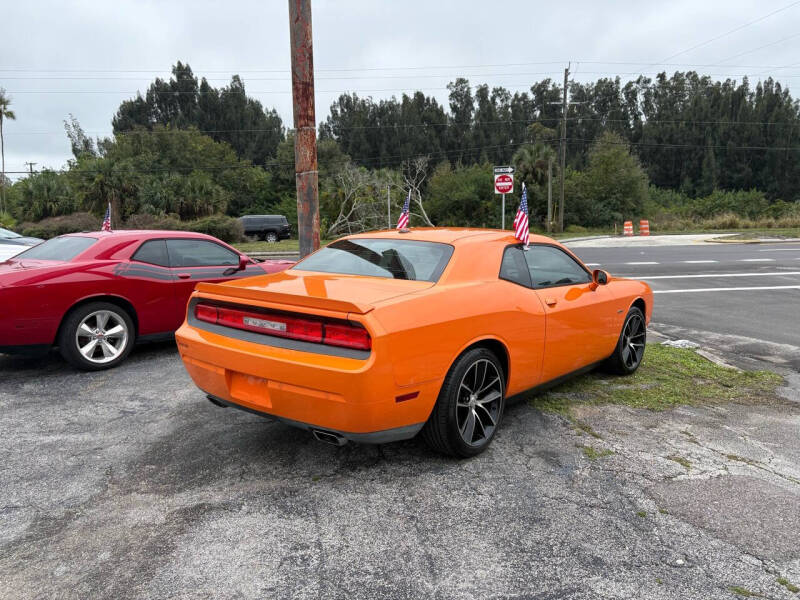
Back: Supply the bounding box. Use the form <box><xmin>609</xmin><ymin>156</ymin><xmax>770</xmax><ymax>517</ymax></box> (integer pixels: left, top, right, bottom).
<box><xmin>0</xmin><ymin>228</ymin><xmax>43</xmax><ymax>261</ymax></box>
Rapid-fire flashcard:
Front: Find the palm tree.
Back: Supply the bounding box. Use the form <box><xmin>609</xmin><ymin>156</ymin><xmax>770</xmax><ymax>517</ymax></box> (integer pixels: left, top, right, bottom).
<box><xmin>513</xmin><ymin>142</ymin><xmax>557</xmax><ymax>229</ymax></box>
<box><xmin>0</xmin><ymin>89</ymin><xmax>16</xmax><ymax>215</ymax></box>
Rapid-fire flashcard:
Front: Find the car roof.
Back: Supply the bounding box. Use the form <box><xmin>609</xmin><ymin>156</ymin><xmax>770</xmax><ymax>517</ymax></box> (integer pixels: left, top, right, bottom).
<box><xmin>65</xmin><ymin>230</ymin><xmax>217</xmax><ymax>241</ymax></box>
<box><xmin>343</xmin><ymin>227</ymin><xmax>558</xmax><ymax>247</ymax></box>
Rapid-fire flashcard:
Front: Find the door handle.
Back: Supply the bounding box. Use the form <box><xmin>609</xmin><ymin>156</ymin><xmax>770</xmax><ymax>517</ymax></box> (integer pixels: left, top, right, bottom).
<box><xmin>545</xmin><ymin>297</ymin><xmax>557</xmax><ymax>306</ymax></box>
<box><xmin>177</xmin><ymin>273</ymin><xmax>191</xmax><ymax>280</ymax></box>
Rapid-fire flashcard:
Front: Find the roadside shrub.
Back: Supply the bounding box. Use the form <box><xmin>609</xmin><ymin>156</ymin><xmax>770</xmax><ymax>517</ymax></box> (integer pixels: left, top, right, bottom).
<box><xmin>182</xmin><ymin>215</ymin><xmax>244</xmax><ymax>243</ymax></box>
<box><xmin>0</xmin><ymin>211</ymin><xmax>16</xmax><ymax>229</ymax></box>
<box><xmin>18</xmin><ymin>212</ymin><xmax>101</xmax><ymax>239</ymax></box>
<box><xmin>123</xmin><ymin>213</ymin><xmax>182</xmax><ymax>231</ymax></box>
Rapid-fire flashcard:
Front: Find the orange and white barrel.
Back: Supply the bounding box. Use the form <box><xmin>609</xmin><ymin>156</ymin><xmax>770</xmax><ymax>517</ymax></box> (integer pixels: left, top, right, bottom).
<box><xmin>623</xmin><ymin>221</ymin><xmax>634</xmax><ymax>236</ymax></box>
<box><xmin>639</xmin><ymin>219</ymin><xmax>650</xmax><ymax>236</ymax></box>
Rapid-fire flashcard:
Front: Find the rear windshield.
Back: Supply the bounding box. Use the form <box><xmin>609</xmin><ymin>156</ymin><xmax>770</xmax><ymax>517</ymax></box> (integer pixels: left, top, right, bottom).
<box><xmin>293</xmin><ymin>238</ymin><xmax>453</xmax><ymax>282</ymax></box>
<box><xmin>15</xmin><ymin>236</ymin><xmax>97</xmax><ymax>261</ymax></box>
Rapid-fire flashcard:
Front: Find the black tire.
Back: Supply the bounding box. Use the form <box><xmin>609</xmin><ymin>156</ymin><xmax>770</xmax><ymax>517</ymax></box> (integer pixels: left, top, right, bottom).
<box><xmin>265</xmin><ymin>231</ymin><xmax>278</xmax><ymax>243</ymax></box>
<box><xmin>422</xmin><ymin>348</ymin><xmax>505</xmax><ymax>458</ymax></box>
<box><xmin>604</xmin><ymin>306</ymin><xmax>646</xmax><ymax>375</ymax></box>
<box><xmin>58</xmin><ymin>302</ymin><xmax>136</xmax><ymax>371</ymax></box>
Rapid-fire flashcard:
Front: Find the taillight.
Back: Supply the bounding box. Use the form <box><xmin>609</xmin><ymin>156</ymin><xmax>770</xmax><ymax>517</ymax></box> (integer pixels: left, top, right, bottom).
<box><xmin>194</xmin><ymin>302</ymin><xmax>371</xmax><ymax>351</ymax></box>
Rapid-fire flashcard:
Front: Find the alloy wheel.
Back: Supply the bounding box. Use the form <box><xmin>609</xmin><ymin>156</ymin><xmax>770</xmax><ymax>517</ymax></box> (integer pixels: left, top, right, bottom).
<box><xmin>74</xmin><ymin>309</ymin><xmax>129</xmax><ymax>365</ymax></box>
<box><xmin>621</xmin><ymin>313</ymin><xmax>646</xmax><ymax>370</ymax></box>
<box><xmin>456</xmin><ymin>358</ymin><xmax>503</xmax><ymax>447</ymax></box>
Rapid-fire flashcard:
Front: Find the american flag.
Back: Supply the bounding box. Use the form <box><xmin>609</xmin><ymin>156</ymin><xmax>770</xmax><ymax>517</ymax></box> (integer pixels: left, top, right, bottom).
<box><xmin>396</xmin><ymin>190</ymin><xmax>410</xmax><ymax>230</ymax></box>
<box><xmin>101</xmin><ymin>203</ymin><xmax>112</xmax><ymax>232</ymax></box>
<box><xmin>513</xmin><ymin>183</ymin><xmax>529</xmax><ymax>247</ymax></box>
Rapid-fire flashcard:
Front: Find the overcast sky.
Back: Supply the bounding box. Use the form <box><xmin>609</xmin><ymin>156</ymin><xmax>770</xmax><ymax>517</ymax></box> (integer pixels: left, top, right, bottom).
<box><xmin>2</xmin><ymin>0</ymin><xmax>799</xmax><ymax>178</ymax></box>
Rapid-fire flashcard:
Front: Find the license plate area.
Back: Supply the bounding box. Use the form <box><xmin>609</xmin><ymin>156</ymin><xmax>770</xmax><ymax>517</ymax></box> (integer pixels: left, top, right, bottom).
<box><xmin>227</xmin><ymin>371</ymin><xmax>272</xmax><ymax>408</ymax></box>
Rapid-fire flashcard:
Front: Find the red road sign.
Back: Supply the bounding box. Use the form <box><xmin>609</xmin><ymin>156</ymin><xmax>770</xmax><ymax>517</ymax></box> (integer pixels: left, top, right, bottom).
<box><xmin>494</xmin><ymin>173</ymin><xmax>514</xmax><ymax>194</ymax></box>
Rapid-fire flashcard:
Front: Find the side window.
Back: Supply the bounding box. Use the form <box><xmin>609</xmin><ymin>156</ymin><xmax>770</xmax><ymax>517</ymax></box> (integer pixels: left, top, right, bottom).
<box><xmin>499</xmin><ymin>246</ymin><xmax>532</xmax><ymax>288</ymax></box>
<box><xmin>132</xmin><ymin>239</ymin><xmax>170</xmax><ymax>267</ymax></box>
<box><xmin>525</xmin><ymin>245</ymin><xmax>591</xmax><ymax>288</ymax></box>
<box><xmin>166</xmin><ymin>239</ymin><xmax>238</xmax><ymax>268</ymax></box>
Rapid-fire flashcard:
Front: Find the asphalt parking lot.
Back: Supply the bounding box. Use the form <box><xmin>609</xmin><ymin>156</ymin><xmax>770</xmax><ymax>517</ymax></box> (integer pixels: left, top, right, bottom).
<box><xmin>2</xmin><ymin>339</ymin><xmax>799</xmax><ymax>599</ymax></box>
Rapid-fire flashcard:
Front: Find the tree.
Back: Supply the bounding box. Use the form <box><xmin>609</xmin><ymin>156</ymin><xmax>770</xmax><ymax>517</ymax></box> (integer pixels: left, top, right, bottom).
<box><xmin>402</xmin><ymin>156</ymin><xmax>435</xmax><ymax>226</ymax></box>
<box><xmin>64</xmin><ymin>114</ymin><xmax>97</xmax><ymax>159</ymax></box>
<box><xmin>113</xmin><ymin>62</ymin><xmax>285</xmax><ymax>165</ymax></box>
<box><xmin>568</xmin><ymin>131</ymin><xmax>649</xmax><ymax>227</ymax></box>
<box><xmin>0</xmin><ymin>89</ymin><xmax>16</xmax><ymax>214</ymax></box>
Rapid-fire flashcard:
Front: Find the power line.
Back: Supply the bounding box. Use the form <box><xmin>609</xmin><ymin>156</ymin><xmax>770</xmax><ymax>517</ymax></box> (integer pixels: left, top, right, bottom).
<box><xmin>3</xmin><ymin>59</ymin><xmax>800</xmax><ymax>75</ymax></box>
<box><xmin>715</xmin><ymin>31</ymin><xmax>800</xmax><ymax>64</ymax></box>
<box><xmin>5</xmin><ymin>136</ymin><xmax>799</xmax><ymax>177</ymax></box>
<box><xmin>6</xmin><ymin>114</ymin><xmax>800</xmax><ymax>138</ymax></box>
<box><xmin>657</xmin><ymin>0</ymin><xmax>800</xmax><ymax>63</ymax></box>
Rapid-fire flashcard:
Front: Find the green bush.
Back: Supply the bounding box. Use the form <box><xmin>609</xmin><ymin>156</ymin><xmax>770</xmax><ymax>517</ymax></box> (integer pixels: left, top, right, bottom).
<box><xmin>123</xmin><ymin>213</ymin><xmax>182</xmax><ymax>230</ymax></box>
<box><xmin>182</xmin><ymin>215</ymin><xmax>244</xmax><ymax>243</ymax></box>
<box><xmin>18</xmin><ymin>212</ymin><xmax>101</xmax><ymax>239</ymax></box>
<box><xmin>0</xmin><ymin>211</ymin><xmax>16</xmax><ymax>229</ymax></box>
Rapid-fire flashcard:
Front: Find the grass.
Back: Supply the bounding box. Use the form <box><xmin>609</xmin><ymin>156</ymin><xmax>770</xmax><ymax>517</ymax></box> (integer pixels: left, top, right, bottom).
<box><xmin>777</xmin><ymin>577</ymin><xmax>800</xmax><ymax>594</ymax></box>
<box><xmin>667</xmin><ymin>455</ymin><xmax>692</xmax><ymax>470</ymax></box>
<box><xmin>234</xmin><ymin>239</ymin><xmax>334</xmax><ymax>253</ymax></box>
<box><xmin>529</xmin><ymin>345</ymin><xmax>783</xmax><ymax>416</ymax></box>
<box><xmin>636</xmin><ymin>511</ymin><xmax>647</xmax><ymax>518</ymax></box>
<box><xmin>717</xmin><ymin>228</ymin><xmax>800</xmax><ymax>240</ymax></box>
<box><xmin>578</xmin><ymin>444</ymin><xmax>614</xmax><ymax>460</ymax></box>
<box><xmin>729</xmin><ymin>586</ymin><xmax>762</xmax><ymax>597</ymax></box>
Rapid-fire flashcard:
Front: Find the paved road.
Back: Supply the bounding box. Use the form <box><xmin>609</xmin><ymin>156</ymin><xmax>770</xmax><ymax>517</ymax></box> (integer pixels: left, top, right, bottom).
<box><xmin>566</xmin><ymin>240</ymin><xmax>800</xmax><ymax>370</ymax></box>
<box><xmin>1</xmin><ymin>345</ymin><xmax>799</xmax><ymax>600</ymax></box>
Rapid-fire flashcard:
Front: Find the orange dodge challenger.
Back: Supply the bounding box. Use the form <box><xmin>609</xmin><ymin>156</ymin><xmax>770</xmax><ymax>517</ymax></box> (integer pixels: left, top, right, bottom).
<box><xmin>176</xmin><ymin>228</ymin><xmax>653</xmax><ymax>457</ymax></box>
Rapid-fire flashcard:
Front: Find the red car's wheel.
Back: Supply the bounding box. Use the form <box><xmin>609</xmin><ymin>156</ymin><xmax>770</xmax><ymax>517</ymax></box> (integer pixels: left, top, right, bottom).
<box><xmin>423</xmin><ymin>347</ymin><xmax>505</xmax><ymax>458</ymax></box>
<box><xmin>58</xmin><ymin>302</ymin><xmax>136</xmax><ymax>371</ymax></box>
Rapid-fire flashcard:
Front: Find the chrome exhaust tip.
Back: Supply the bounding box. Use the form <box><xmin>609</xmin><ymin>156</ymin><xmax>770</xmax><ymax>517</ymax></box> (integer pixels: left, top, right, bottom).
<box><xmin>312</xmin><ymin>429</ymin><xmax>348</xmax><ymax>446</ymax></box>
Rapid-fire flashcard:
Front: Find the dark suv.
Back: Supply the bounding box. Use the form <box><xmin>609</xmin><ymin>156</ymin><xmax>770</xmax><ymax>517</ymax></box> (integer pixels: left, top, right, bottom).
<box><xmin>239</xmin><ymin>215</ymin><xmax>291</xmax><ymax>242</ymax></box>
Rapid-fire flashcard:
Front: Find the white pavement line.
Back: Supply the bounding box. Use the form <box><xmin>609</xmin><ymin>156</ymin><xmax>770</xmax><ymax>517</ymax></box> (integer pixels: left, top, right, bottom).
<box><xmin>641</xmin><ymin>271</ymin><xmax>800</xmax><ymax>280</ymax></box>
<box><xmin>759</xmin><ymin>248</ymin><xmax>800</xmax><ymax>252</ymax></box>
<box><xmin>654</xmin><ymin>285</ymin><xmax>800</xmax><ymax>294</ymax></box>
<box><xmin>682</xmin><ymin>260</ymin><xmax>718</xmax><ymax>263</ymax></box>
<box><xmin>585</xmin><ymin>263</ymin><xmax>601</xmax><ymax>266</ymax></box>
<box><xmin>739</xmin><ymin>258</ymin><xmax>775</xmax><ymax>262</ymax></box>
<box><xmin>625</xmin><ymin>261</ymin><xmax>659</xmax><ymax>265</ymax></box>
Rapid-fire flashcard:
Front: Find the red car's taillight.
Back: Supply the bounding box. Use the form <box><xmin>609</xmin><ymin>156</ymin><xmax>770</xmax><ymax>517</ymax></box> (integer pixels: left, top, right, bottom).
<box><xmin>194</xmin><ymin>302</ymin><xmax>371</xmax><ymax>351</ymax></box>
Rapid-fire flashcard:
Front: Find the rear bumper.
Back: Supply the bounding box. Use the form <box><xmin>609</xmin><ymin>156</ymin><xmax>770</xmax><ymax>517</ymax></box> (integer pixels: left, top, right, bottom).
<box><xmin>175</xmin><ymin>321</ymin><xmax>440</xmax><ymax>440</ymax></box>
<box><xmin>205</xmin><ymin>393</ymin><xmax>424</xmax><ymax>443</ymax></box>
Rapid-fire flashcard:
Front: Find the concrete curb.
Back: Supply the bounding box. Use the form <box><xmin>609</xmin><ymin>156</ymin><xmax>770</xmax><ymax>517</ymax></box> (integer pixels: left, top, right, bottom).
<box><xmin>558</xmin><ymin>235</ymin><xmax>615</xmax><ymax>243</ymax></box>
<box><xmin>706</xmin><ymin>237</ymin><xmax>800</xmax><ymax>244</ymax></box>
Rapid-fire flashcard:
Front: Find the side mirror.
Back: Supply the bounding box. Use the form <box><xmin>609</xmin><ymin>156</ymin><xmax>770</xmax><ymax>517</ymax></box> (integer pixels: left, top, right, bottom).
<box><xmin>592</xmin><ymin>269</ymin><xmax>609</xmax><ymax>286</ymax></box>
<box><xmin>224</xmin><ymin>255</ymin><xmax>250</xmax><ymax>276</ymax></box>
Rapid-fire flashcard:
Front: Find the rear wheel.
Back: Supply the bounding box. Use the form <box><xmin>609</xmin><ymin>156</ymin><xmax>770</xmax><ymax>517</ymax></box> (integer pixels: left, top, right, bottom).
<box><xmin>605</xmin><ymin>306</ymin><xmax>646</xmax><ymax>375</ymax></box>
<box><xmin>58</xmin><ymin>302</ymin><xmax>135</xmax><ymax>371</ymax></box>
<box><xmin>422</xmin><ymin>348</ymin><xmax>505</xmax><ymax>458</ymax></box>
<box><xmin>265</xmin><ymin>231</ymin><xmax>278</xmax><ymax>243</ymax></box>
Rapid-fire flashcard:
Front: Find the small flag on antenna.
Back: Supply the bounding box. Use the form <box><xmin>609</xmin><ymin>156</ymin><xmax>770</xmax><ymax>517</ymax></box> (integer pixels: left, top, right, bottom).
<box><xmin>101</xmin><ymin>203</ymin><xmax>112</xmax><ymax>232</ymax></box>
<box><xmin>513</xmin><ymin>183</ymin><xmax>529</xmax><ymax>247</ymax></box>
<box><xmin>396</xmin><ymin>190</ymin><xmax>410</xmax><ymax>230</ymax></box>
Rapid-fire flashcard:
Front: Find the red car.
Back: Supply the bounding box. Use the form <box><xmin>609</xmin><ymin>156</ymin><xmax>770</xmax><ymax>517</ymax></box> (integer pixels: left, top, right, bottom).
<box><xmin>0</xmin><ymin>230</ymin><xmax>292</xmax><ymax>370</ymax></box>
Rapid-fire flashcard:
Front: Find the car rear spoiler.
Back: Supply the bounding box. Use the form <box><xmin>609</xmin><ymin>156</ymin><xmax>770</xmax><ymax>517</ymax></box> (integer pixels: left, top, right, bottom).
<box><xmin>194</xmin><ymin>282</ymin><xmax>375</xmax><ymax>315</ymax></box>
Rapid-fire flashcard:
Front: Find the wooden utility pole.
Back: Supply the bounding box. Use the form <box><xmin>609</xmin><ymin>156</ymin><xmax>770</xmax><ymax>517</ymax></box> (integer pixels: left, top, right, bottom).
<box><xmin>558</xmin><ymin>64</ymin><xmax>569</xmax><ymax>233</ymax></box>
<box><xmin>24</xmin><ymin>162</ymin><xmax>37</xmax><ymax>176</ymax></box>
<box><xmin>288</xmin><ymin>0</ymin><xmax>319</xmax><ymax>257</ymax></box>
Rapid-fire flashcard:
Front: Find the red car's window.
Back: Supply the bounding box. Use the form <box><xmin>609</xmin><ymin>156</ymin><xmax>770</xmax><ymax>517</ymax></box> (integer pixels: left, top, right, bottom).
<box><xmin>14</xmin><ymin>236</ymin><xmax>96</xmax><ymax>261</ymax></box>
<box><xmin>132</xmin><ymin>240</ymin><xmax>170</xmax><ymax>267</ymax></box>
<box><xmin>166</xmin><ymin>239</ymin><xmax>238</xmax><ymax>267</ymax></box>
